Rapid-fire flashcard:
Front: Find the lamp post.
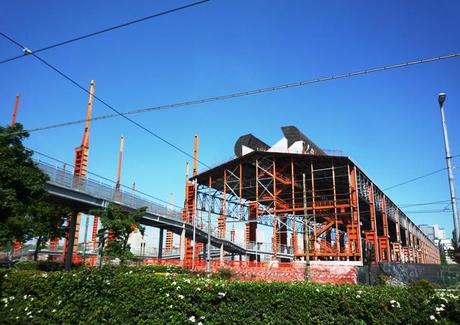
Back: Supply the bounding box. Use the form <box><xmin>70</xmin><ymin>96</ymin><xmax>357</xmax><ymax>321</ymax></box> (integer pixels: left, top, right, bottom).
<box><xmin>438</xmin><ymin>93</ymin><xmax>460</xmax><ymax>250</ymax></box>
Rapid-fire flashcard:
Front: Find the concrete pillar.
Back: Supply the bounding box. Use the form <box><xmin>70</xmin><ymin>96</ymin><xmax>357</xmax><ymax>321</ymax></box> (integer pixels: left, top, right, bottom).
<box><xmin>158</xmin><ymin>228</ymin><xmax>164</xmax><ymax>259</ymax></box>
<box><xmin>65</xmin><ymin>210</ymin><xmax>78</xmax><ymax>271</ymax></box>
<box><xmin>220</xmin><ymin>243</ymin><xmax>224</xmax><ymax>266</ymax></box>
<box><xmin>180</xmin><ymin>225</ymin><xmax>186</xmax><ymax>262</ymax></box>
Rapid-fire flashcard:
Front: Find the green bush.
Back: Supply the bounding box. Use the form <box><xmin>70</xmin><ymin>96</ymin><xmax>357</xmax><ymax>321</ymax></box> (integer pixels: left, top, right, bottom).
<box><xmin>214</xmin><ymin>267</ymin><xmax>234</xmax><ymax>280</ymax></box>
<box><xmin>0</xmin><ymin>266</ymin><xmax>459</xmax><ymax>324</ymax></box>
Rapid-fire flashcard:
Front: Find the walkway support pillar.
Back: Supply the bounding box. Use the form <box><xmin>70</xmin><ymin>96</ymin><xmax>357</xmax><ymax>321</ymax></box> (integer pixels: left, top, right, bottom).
<box><xmin>64</xmin><ymin>210</ymin><xmax>78</xmax><ymax>271</ymax></box>
<box><xmin>158</xmin><ymin>228</ymin><xmax>164</xmax><ymax>259</ymax></box>
<box><xmin>180</xmin><ymin>224</ymin><xmax>186</xmax><ymax>263</ymax></box>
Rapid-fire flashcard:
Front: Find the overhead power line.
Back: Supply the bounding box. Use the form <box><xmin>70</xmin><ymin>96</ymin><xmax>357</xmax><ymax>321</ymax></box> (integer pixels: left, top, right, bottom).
<box><xmin>399</xmin><ymin>199</ymin><xmax>451</xmax><ymax>208</ymax></box>
<box><xmin>402</xmin><ymin>209</ymin><xmax>451</xmax><ymax>214</ymax></box>
<box><xmin>0</xmin><ymin>0</ymin><xmax>210</xmax><ymax>65</ymax></box>
<box><xmin>0</xmin><ymin>32</ymin><xmax>210</xmax><ymax>168</ymax></box>
<box><xmin>383</xmin><ymin>167</ymin><xmax>447</xmax><ymax>191</ymax></box>
<box><xmin>3</xmin><ymin>51</ymin><xmax>460</xmax><ymax>136</ymax></box>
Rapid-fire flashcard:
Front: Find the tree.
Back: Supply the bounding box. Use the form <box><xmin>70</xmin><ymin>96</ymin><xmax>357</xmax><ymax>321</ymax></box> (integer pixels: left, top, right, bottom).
<box><xmin>91</xmin><ymin>203</ymin><xmax>146</xmax><ymax>265</ymax></box>
<box><xmin>0</xmin><ymin>123</ymin><xmax>49</xmax><ymax>247</ymax></box>
<box><xmin>447</xmin><ymin>231</ymin><xmax>459</xmax><ymax>264</ymax></box>
<box><xmin>29</xmin><ymin>202</ymin><xmax>69</xmax><ymax>261</ymax></box>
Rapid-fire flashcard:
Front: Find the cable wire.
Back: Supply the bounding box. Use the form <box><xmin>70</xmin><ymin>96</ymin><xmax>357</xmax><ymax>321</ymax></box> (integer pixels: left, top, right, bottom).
<box><xmin>0</xmin><ymin>32</ymin><xmax>211</xmax><ymax>168</ymax></box>
<box><xmin>399</xmin><ymin>199</ymin><xmax>451</xmax><ymax>208</ymax></box>
<box><xmin>383</xmin><ymin>167</ymin><xmax>447</xmax><ymax>191</ymax></box>
<box><xmin>3</xmin><ymin>50</ymin><xmax>460</xmax><ymax>136</ymax></box>
<box><xmin>0</xmin><ymin>0</ymin><xmax>210</xmax><ymax>65</ymax></box>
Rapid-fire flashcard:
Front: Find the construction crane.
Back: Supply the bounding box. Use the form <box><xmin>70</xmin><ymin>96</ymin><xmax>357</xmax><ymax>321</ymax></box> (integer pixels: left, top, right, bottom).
<box><xmin>10</xmin><ymin>94</ymin><xmax>20</xmax><ymax>126</ymax></box>
<box><xmin>62</xmin><ymin>80</ymin><xmax>96</xmax><ymax>262</ymax></box>
<box><xmin>10</xmin><ymin>94</ymin><xmax>22</xmax><ymax>256</ymax></box>
<box><xmin>115</xmin><ymin>135</ymin><xmax>125</xmax><ymax>193</ymax></box>
<box><xmin>165</xmin><ymin>193</ymin><xmax>175</xmax><ymax>253</ymax></box>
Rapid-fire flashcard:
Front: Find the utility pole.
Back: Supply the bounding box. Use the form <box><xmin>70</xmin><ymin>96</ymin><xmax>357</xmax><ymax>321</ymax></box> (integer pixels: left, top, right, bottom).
<box><xmin>438</xmin><ymin>93</ymin><xmax>460</xmax><ymax>252</ymax></box>
<box><xmin>302</xmin><ymin>173</ymin><xmax>310</xmax><ymax>281</ymax></box>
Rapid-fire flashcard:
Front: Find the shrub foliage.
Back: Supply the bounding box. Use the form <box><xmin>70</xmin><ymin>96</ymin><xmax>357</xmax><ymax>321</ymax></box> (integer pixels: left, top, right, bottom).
<box><xmin>1</xmin><ymin>266</ymin><xmax>459</xmax><ymax>324</ymax></box>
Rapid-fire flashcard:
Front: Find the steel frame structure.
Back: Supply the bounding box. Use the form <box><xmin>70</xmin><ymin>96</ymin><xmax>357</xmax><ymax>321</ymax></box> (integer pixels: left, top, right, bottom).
<box><xmin>187</xmin><ymin>151</ymin><xmax>440</xmax><ymax>264</ymax></box>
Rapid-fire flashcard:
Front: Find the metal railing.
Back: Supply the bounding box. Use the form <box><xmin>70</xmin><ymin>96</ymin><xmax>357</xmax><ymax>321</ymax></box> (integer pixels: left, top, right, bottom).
<box><xmin>37</xmin><ymin>161</ymin><xmax>183</xmax><ymax>220</ymax></box>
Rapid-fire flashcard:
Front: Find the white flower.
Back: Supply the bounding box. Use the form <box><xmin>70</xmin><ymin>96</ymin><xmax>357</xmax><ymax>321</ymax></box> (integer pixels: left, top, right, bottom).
<box><xmin>178</xmin><ymin>294</ymin><xmax>184</xmax><ymax>299</ymax></box>
<box><xmin>166</xmin><ymin>293</ymin><xmax>170</xmax><ymax>297</ymax></box>
<box><xmin>4</xmin><ymin>274</ymin><xmax>7</xmax><ymax>278</ymax></box>
<box><xmin>9</xmin><ymin>296</ymin><xmax>15</xmax><ymax>301</ymax></box>
<box><xmin>357</xmin><ymin>290</ymin><xmax>362</xmax><ymax>294</ymax></box>
<box><xmin>72</xmin><ymin>274</ymin><xmax>76</xmax><ymax>277</ymax></box>
<box><xmin>26</xmin><ymin>311</ymin><xmax>32</xmax><ymax>316</ymax></box>
<box><xmin>58</xmin><ymin>300</ymin><xmax>62</xmax><ymax>305</ymax></box>
<box><xmin>41</xmin><ymin>273</ymin><xmax>48</xmax><ymax>278</ymax></box>
<box><xmin>172</xmin><ymin>281</ymin><xmax>177</xmax><ymax>286</ymax></box>
<box><xmin>316</xmin><ymin>288</ymin><xmax>320</xmax><ymax>292</ymax></box>
<box><xmin>52</xmin><ymin>309</ymin><xmax>57</xmax><ymax>313</ymax></box>
<box><xmin>218</xmin><ymin>292</ymin><xmax>226</xmax><ymax>298</ymax></box>
<box><xmin>200</xmin><ymin>316</ymin><xmax>205</xmax><ymax>320</ymax></box>
<box><xmin>30</xmin><ymin>297</ymin><xmax>34</xmax><ymax>301</ymax></box>
<box><xmin>429</xmin><ymin>315</ymin><xmax>436</xmax><ymax>321</ymax></box>
<box><xmin>356</xmin><ymin>295</ymin><xmax>361</xmax><ymax>299</ymax></box>
<box><xmin>1</xmin><ymin>298</ymin><xmax>7</xmax><ymax>304</ymax></box>
<box><xmin>24</xmin><ymin>295</ymin><xmax>28</xmax><ymax>300</ymax></box>
<box><xmin>169</xmin><ymin>305</ymin><xmax>173</xmax><ymax>309</ymax></box>
<box><xmin>25</xmin><ymin>307</ymin><xmax>28</xmax><ymax>311</ymax></box>
<box><xmin>198</xmin><ymin>322</ymin><xmax>203</xmax><ymax>325</ymax></box>
<box><xmin>176</xmin><ymin>286</ymin><xmax>181</xmax><ymax>290</ymax></box>
<box><xmin>129</xmin><ymin>270</ymin><xmax>133</xmax><ymax>274</ymax></box>
<box><xmin>189</xmin><ymin>315</ymin><xmax>196</xmax><ymax>323</ymax></box>
<box><xmin>185</xmin><ymin>279</ymin><xmax>191</xmax><ymax>284</ymax></box>
<box><xmin>196</xmin><ymin>287</ymin><xmax>201</xmax><ymax>291</ymax></box>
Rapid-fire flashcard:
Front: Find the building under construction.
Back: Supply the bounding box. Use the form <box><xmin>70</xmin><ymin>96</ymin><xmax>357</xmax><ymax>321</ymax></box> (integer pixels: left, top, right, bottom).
<box><xmin>183</xmin><ymin>126</ymin><xmax>440</xmax><ymax>265</ymax></box>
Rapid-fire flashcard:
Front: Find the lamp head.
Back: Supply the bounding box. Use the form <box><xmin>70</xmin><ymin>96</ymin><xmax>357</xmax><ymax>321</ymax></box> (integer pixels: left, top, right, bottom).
<box><xmin>438</xmin><ymin>93</ymin><xmax>446</xmax><ymax>106</ymax></box>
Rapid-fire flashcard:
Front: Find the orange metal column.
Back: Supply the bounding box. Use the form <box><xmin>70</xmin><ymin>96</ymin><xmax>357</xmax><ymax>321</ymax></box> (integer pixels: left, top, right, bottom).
<box><xmin>366</xmin><ymin>184</ymin><xmax>379</xmax><ymax>263</ymax></box>
<box><xmin>348</xmin><ymin>166</ymin><xmax>362</xmax><ymax>261</ymax></box>
<box><xmin>379</xmin><ymin>196</ymin><xmax>391</xmax><ymax>261</ymax></box>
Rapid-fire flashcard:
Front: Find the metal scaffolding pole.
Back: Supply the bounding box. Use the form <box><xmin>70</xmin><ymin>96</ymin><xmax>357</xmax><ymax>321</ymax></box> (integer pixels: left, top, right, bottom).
<box><xmin>302</xmin><ymin>173</ymin><xmax>310</xmax><ymax>281</ymax></box>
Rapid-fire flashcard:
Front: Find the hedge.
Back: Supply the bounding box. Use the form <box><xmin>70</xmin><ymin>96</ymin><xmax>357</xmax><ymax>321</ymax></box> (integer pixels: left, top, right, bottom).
<box><xmin>1</xmin><ymin>266</ymin><xmax>459</xmax><ymax>324</ymax></box>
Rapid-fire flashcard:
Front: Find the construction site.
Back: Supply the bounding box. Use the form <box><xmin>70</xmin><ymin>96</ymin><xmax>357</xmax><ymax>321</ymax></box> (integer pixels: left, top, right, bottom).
<box><xmin>4</xmin><ymin>78</ymin><xmax>444</xmax><ymax>283</ymax></box>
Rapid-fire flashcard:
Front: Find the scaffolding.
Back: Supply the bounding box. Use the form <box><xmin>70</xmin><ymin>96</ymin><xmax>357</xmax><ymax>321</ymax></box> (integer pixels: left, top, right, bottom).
<box><xmin>185</xmin><ymin>151</ymin><xmax>440</xmax><ymax>265</ymax></box>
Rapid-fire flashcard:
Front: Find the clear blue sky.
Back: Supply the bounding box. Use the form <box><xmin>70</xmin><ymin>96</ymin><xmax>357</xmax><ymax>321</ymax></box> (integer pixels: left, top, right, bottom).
<box><xmin>1</xmin><ymin>1</ymin><xmax>459</xmax><ymax>241</ymax></box>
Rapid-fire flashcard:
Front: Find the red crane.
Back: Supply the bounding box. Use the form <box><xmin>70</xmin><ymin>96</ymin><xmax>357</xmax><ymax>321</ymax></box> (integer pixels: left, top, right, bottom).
<box><xmin>62</xmin><ymin>80</ymin><xmax>96</xmax><ymax>262</ymax></box>
<box><xmin>10</xmin><ymin>94</ymin><xmax>20</xmax><ymax>126</ymax></box>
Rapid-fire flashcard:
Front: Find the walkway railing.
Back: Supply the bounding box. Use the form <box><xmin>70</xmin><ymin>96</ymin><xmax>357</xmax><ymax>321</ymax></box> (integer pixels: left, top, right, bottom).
<box><xmin>36</xmin><ymin>160</ymin><xmax>183</xmax><ymax>220</ymax></box>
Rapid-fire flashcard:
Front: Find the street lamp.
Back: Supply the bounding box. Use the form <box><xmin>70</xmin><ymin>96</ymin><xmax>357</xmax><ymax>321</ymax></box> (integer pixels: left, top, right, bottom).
<box><xmin>437</xmin><ymin>93</ymin><xmax>460</xmax><ymax>251</ymax></box>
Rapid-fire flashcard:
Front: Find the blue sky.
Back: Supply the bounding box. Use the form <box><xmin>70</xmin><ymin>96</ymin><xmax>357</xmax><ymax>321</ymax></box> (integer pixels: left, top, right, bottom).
<box><xmin>1</xmin><ymin>0</ymin><xmax>459</xmax><ymax>244</ymax></box>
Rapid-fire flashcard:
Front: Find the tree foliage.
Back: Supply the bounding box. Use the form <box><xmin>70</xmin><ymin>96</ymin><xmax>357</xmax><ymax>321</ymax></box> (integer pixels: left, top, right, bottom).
<box><xmin>91</xmin><ymin>203</ymin><xmax>146</xmax><ymax>264</ymax></box>
<box><xmin>29</xmin><ymin>202</ymin><xmax>69</xmax><ymax>261</ymax></box>
<box><xmin>0</xmin><ymin>124</ymin><xmax>49</xmax><ymax>247</ymax></box>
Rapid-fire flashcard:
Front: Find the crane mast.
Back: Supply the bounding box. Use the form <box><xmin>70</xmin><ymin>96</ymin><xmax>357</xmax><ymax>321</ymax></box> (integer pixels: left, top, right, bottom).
<box><xmin>74</xmin><ymin>80</ymin><xmax>95</xmax><ymax>177</ymax></box>
<box><xmin>63</xmin><ymin>80</ymin><xmax>96</xmax><ymax>263</ymax></box>
<box><xmin>10</xmin><ymin>94</ymin><xmax>20</xmax><ymax>126</ymax></box>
